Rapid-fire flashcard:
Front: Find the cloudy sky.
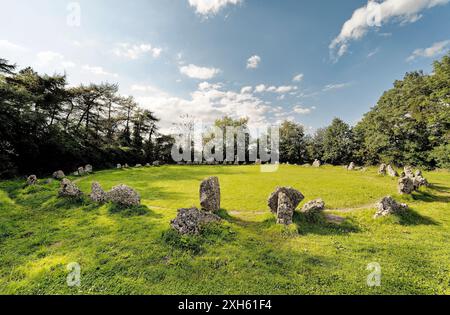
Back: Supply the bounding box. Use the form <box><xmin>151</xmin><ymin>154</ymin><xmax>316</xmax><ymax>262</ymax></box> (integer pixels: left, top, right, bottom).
<box><xmin>1</xmin><ymin>0</ymin><xmax>450</xmax><ymax>132</ymax></box>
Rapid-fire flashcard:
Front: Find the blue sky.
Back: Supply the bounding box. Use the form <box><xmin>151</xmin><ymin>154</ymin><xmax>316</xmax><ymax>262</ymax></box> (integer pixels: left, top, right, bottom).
<box><xmin>1</xmin><ymin>0</ymin><xmax>450</xmax><ymax>133</ymax></box>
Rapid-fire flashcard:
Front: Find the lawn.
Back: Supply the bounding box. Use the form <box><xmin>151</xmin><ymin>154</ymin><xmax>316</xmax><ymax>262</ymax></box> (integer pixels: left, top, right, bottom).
<box><xmin>0</xmin><ymin>165</ymin><xmax>449</xmax><ymax>295</ymax></box>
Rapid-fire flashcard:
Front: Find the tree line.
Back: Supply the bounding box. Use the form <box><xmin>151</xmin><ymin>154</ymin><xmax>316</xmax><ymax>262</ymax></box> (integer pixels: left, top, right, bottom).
<box><xmin>1</xmin><ymin>54</ymin><xmax>449</xmax><ymax>178</ymax></box>
<box><xmin>0</xmin><ymin>58</ymin><xmax>175</xmax><ymax>178</ymax></box>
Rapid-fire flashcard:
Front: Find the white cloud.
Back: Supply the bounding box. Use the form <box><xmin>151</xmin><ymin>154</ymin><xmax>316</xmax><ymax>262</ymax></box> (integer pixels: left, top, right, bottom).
<box><xmin>367</xmin><ymin>47</ymin><xmax>380</xmax><ymax>58</ymax></box>
<box><xmin>113</xmin><ymin>43</ymin><xmax>162</xmax><ymax>59</ymax></box>
<box><xmin>0</xmin><ymin>39</ymin><xmax>26</xmax><ymax>52</ymax></box>
<box><xmin>293</xmin><ymin>74</ymin><xmax>304</xmax><ymax>82</ymax></box>
<box><xmin>241</xmin><ymin>86</ymin><xmax>253</xmax><ymax>94</ymax></box>
<box><xmin>179</xmin><ymin>64</ymin><xmax>221</xmax><ymax>79</ymax></box>
<box><xmin>246</xmin><ymin>55</ymin><xmax>261</xmax><ymax>69</ymax></box>
<box><xmin>293</xmin><ymin>106</ymin><xmax>312</xmax><ymax>115</ymax></box>
<box><xmin>330</xmin><ymin>0</ymin><xmax>450</xmax><ymax>61</ymax></box>
<box><xmin>82</xmin><ymin>65</ymin><xmax>119</xmax><ymax>78</ymax></box>
<box><xmin>323</xmin><ymin>82</ymin><xmax>352</xmax><ymax>92</ymax></box>
<box><xmin>35</xmin><ymin>51</ymin><xmax>76</xmax><ymax>72</ymax></box>
<box><xmin>406</xmin><ymin>40</ymin><xmax>450</xmax><ymax>61</ymax></box>
<box><xmin>254</xmin><ymin>84</ymin><xmax>298</xmax><ymax>94</ymax></box>
<box><xmin>135</xmin><ymin>81</ymin><xmax>272</xmax><ymax>133</ymax></box>
<box><xmin>188</xmin><ymin>0</ymin><xmax>242</xmax><ymax>16</ymax></box>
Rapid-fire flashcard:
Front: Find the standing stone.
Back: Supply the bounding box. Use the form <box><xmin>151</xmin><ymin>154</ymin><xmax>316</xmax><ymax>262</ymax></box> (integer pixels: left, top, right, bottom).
<box><xmin>404</xmin><ymin>166</ymin><xmax>414</xmax><ymax>178</ymax></box>
<box><xmin>276</xmin><ymin>192</ymin><xmax>294</xmax><ymax>225</ymax></box>
<box><xmin>90</xmin><ymin>182</ymin><xmax>107</xmax><ymax>203</ymax></box>
<box><xmin>398</xmin><ymin>176</ymin><xmax>414</xmax><ymax>195</ymax></box>
<box><xmin>145</xmin><ymin>163</ymin><xmax>151</xmax><ymax>167</ymax></box>
<box><xmin>26</xmin><ymin>175</ymin><xmax>38</xmax><ymax>186</ymax></box>
<box><xmin>124</xmin><ymin>164</ymin><xmax>129</xmax><ymax>168</ymax></box>
<box><xmin>312</xmin><ymin>159</ymin><xmax>321</xmax><ymax>168</ymax></box>
<box><xmin>85</xmin><ymin>164</ymin><xmax>93</xmax><ymax>174</ymax></box>
<box><xmin>117</xmin><ymin>164</ymin><xmax>122</xmax><ymax>169</ymax></box>
<box><xmin>153</xmin><ymin>161</ymin><xmax>160</xmax><ymax>166</ymax></box>
<box><xmin>413</xmin><ymin>176</ymin><xmax>429</xmax><ymax>190</ymax></box>
<box><xmin>347</xmin><ymin>162</ymin><xmax>356</xmax><ymax>170</ymax></box>
<box><xmin>301</xmin><ymin>198</ymin><xmax>325</xmax><ymax>216</ymax></box>
<box><xmin>135</xmin><ymin>164</ymin><xmax>142</xmax><ymax>168</ymax></box>
<box><xmin>268</xmin><ymin>187</ymin><xmax>304</xmax><ymax>214</ymax></box>
<box><xmin>200</xmin><ymin>177</ymin><xmax>221</xmax><ymax>213</ymax></box>
<box><xmin>374</xmin><ymin>196</ymin><xmax>408</xmax><ymax>218</ymax></box>
<box><xmin>107</xmin><ymin>185</ymin><xmax>140</xmax><ymax>207</ymax></box>
<box><xmin>77</xmin><ymin>167</ymin><xmax>86</xmax><ymax>176</ymax></box>
<box><xmin>378</xmin><ymin>164</ymin><xmax>387</xmax><ymax>175</ymax></box>
<box><xmin>171</xmin><ymin>207</ymin><xmax>221</xmax><ymax>235</ymax></box>
<box><xmin>59</xmin><ymin>178</ymin><xmax>83</xmax><ymax>199</ymax></box>
<box><xmin>387</xmin><ymin>165</ymin><xmax>398</xmax><ymax>177</ymax></box>
<box><xmin>414</xmin><ymin>170</ymin><xmax>422</xmax><ymax>177</ymax></box>
<box><xmin>52</xmin><ymin>170</ymin><xmax>65</xmax><ymax>180</ymax></box>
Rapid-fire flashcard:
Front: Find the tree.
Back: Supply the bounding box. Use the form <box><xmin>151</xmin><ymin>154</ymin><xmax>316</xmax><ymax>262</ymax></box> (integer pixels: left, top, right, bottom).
<box><xmin>279</xmin><ymin>120</ymin><xmax>307</xmax><ymax>164</ymax></box>
<box><xmin>322</xmin><ymin>118</ymin><xmax>355</xmax><ymax>165</ymax></box>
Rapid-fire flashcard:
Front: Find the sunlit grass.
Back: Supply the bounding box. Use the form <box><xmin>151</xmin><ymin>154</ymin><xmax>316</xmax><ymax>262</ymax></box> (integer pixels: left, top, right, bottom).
<box><xmin>0</xmin><ymin>165</ymin><xmax>449</xmax><ymax>294</ymax></box>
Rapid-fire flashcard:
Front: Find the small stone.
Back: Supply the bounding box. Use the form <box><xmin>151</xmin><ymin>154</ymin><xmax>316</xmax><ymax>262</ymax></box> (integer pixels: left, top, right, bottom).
<box><xmin>301</xmin><ymin>198</ymin><xmax>325</xmax><ymax>216</ymax></box>
<box><xmin>153</xmin><ymin>161</ymin><xmax>160</xmax><ymax>166</ymax></box>
<box><xmin>135</xmin><ymin>164</ymin><xmax>142</xmax><ymax>168</ymax></box>
<box><xmin>52</xmin><ymin>170</ymin><xmax>65</xmax><ymax>180</ymax></box>
<box><xmin>347</xmin><ymin>162</ymin><xmax>356</xmax><ymax>170</ymax></box>
<box><xmin>404</xmin><ymin>166</ymin><xmax>414</xmax><ymax>178</ymax></box>
<box><xmin>398</xmin><ymin>176</ymin><xmax>414</xmax><ymax>195</ymax></box>
<box><xmin>107</xmin><ymin>185</ymin><xmax>140</xmax><ymax>207</ymax></box>
<box><xmin>145</xmin><ymin>163</ymin><xmax>151</xmax><ymax>167</ymax></box>
<box><xmin>387</xmin><ymin>165</ymin><xmax>398</xmax><ymax>177</ymax></box>
<box><xmin>378</xmin><ymin>164</ymin><xmax>387</xmax><ymax>175</ymax></box>
<box><xmin>312</xmin><ymin>159</ymin><xmax>321</xmax><ymax>168</ymax></box>
<box><xmin>85</xmin><ymin>164</ymin><xmax>93</xmax><ymax>174</ymax></box>
<box><xmin>171</xmin><ymin>207</ymin><xmax>221</xmax><ymax>235</ymax></box>
<box><xmin>59</xmin><ymin>178</ymin><xmax>83</xmax><ymax>199</ymax></box>
<box><xmin>200</xmin><ymin>177</ymin><xmax>221</xmax><ymax>213</ymax></box>
<box><xmin>374</xmin><ymin>196</ymin><xmax>408</xmax><ymax>218</ymax></box>
<box><xmin>77</xmin><ymin>167</ymin><xmax>86</xmax><ymax>176</ymax></box>
<box><xmin>117</xmin><ymin>164</ymin><xmax>122</xmax><ymax>169</ymax></box>
<box><xmin>26</xmin><ymin>175</ymin><xmax>38</xmax><ymax>186</ymax></box>
<box><xmin>90</xmin><ymin>182</ymin><xmax>107</xmax><ymax>203</ymax></box>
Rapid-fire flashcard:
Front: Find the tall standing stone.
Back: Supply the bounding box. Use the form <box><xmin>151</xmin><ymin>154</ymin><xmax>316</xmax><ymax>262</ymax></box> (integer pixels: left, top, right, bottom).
<box><xmin>268</xmin><ymin>187</ymin><xmax>304</xmax><ymax>214</ymax></box>
<box><xmin>276</xmin><ymin>192</ymin><xmax>294</xmax><ymax>225</ymax></box>
<box><xmin>200</xmin><ymin>177</ymin><xmax>221</xmax><ymax>213</ymax></box>
<box><xmin>90</xmin><ymin>182</ymin><xmax>107</xmax><ymax>203</ymax></box>
<box><xmin>398</xmin><ymin>176</ymin><xmax>414</xmax><ymax>195</ymax></box>
<box><xmin>378</xmin><ymin>164</ymin><xmax>387</xmax><ymax>175</ymax></box>
<box><xmin>387</xmin><ymin>165</ymin><xmax>398</xmax><ymax>177</ymax></box>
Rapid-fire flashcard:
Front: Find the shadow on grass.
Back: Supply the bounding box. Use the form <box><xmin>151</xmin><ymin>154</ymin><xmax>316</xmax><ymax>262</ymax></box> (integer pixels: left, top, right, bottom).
<box><xmin>429</xmin><ymin>184</ymin><xmax>450</xmax><ymax>194</ymax></box>
<box><xmin>293</xmin><ymin>212</ymin><xmax>361</xmax><ymax>236</ymax></box>
<box><xmin>412</xmin><ymin>190</ymin><xmax>450</xmax><ymax>203</ymax></box>
<box><xmin>395</xmin><ymin>208</ymin><xmax>439</xmax><ymax>226</ymax></box>
<box><xmin>108</xmin><ymin>203</ymin><xmax>162</xmax><ymax>218</ymax></box>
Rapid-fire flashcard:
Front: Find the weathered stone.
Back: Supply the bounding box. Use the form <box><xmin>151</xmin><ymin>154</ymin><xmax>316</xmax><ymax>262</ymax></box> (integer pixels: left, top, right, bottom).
<box><xmin>171</xmin><ymin>207</ymin><xmax>221</xmax><ymax>235</ymax></box>
<box><xmin>374</xmin><ymin>196</ymin><xmax>408</xmax><ymax>218</ymax></box>
<box><xmin>312</xmin><ymin>159</ymin><xmax>321</xmax><ymax>168</ymax></box>
<box><xmin>347</xmin><ymin>162</ymin><xmax>356</xmax><ymax>170</ymax></box>
<box><xmin>135</xmin><ymin>164</ymin><xmax>142</xmax><ymax>168</ymax></box>
<box><xmin>378</xmin><ymin>164</ymin><xmax>387</xmax><ymax>175</ymax></box>
<box><xmin>415</xmin><ymin>170</ymin><xmax>422</xmax><ymax>177</ymax></box>
<box><xmin>124</xmin><ymin>164</ymin><xmax>129</xmax><ymax>168</ymax></box>
<box><xmin>107</xmin><ymin>184</ymin><xmax>140</xmax><ymax>207</ymax></box>
<box><xmin>398</xmin><ymin>176</ymin><xmax>414</xmax><ymax>195</ymax></box>
<box><xmin>90</xmin><ymin>182</ymin><xmax>107</xmax><ymax>203</ymax></box>
<box><xmin>413</xmin><ymin>176</ymin><xmax>428</xmax><ymax>190</ymax></box>
<box><xmin>77</xmin><ymin>167</ymin><xmax>86</xmax><ymax>176</ymax></box>
<box><xmin>268</xmin><ymin>187</ymin><xmax>304</xmax><ymax>214</ymax></box>
<box><xmin>387</xmin><ymin>165</ymin><xmax>398</xmax><ymax>177</ymax></box>
<box><xmin>200</xmin><ymin>177</ymin><xmax>221</xmax><ymax>213</ymax></box>
<box><xmin>276</xmin><ymin>192</ymin><xmax>294</xmax><ymax>225</ymax></box>
<box><xmin>59</xmin><ymin>178</ymin><xmax>83</xmax><ymax>199</ymax></box>
<box><xmin>52</xmin><ymin>170</ymin><xmax>65</xmax><ymax>180</ymax></box>
<box><xmin>153</xmin><ymin>161</ymin><xmax>160</xmax><ymax>166</ymax></box>
<box><xmin>117</xmin><ymin>164</ymin><xmax>122</xmax><ymax>169</ymax></box>
<box><xmin>26</xmin><ymin>175</ymin><xmax>38</xmax><ymax>186</ymax></box>
<box><xmin>404</xmin><ymin>166</ymin><xmax>414</xmax><ymax>178</ymax></box>
<box><xmin>301</xmin><ymin>198</ymin><xmax>325</xmax><ymax>216</ymax></box>
<box><xmin>85</xmin><ymin>164</ymin><xmax>93</xmax><ymax>174</ymax></box>
<box><xmin>145</xmin><ymin>163</ymin><xmax>151</xmax><ymax>167</ymax></box>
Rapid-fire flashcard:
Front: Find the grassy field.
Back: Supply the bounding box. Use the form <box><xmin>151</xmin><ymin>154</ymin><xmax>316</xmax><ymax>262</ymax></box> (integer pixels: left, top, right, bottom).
<box><xmin>0</xmin><ymin>165</ymin><xmax>449</xmax><ymax>295</ymax></box>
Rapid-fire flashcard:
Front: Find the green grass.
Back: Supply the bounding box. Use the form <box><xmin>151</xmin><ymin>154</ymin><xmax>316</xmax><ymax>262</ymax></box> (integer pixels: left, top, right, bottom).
<box><xmin>0</xmin><ymin>165</ymin><xmax>449</xmax><ymax>295</ymax></box>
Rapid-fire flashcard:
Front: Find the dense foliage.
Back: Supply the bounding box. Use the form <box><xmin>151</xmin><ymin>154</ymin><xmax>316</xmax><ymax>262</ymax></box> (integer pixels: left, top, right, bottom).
<box><xmin>0</xmin><ymin>59</ymin><xmax>174</xmax><ymax>178</ymax></box>
<box><xmin>1</xmin><ymin>54</ymin><xmax>449</xmax><ymax>178</ymax></box>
